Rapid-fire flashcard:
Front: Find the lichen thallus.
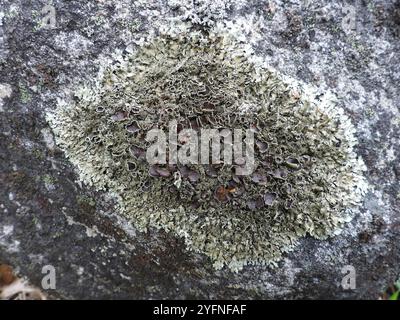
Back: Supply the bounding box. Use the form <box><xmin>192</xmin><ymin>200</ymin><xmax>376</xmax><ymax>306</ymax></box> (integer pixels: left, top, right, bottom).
<box><xmin>47</xmin><ymin>32</ymin><xmax>367</xmax><ymax>271</ymax></box>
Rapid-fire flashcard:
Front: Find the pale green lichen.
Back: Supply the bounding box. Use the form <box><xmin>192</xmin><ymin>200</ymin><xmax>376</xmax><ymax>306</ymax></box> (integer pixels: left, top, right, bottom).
<box><xmin>18</xmin><ymin>82</ymin><xmax>31</xmax><ymax>104</ymax></box>
<box><xmin>47</xmin><ymin>30</ymin><xmax>368</xmax><ymax>271</ymax></box>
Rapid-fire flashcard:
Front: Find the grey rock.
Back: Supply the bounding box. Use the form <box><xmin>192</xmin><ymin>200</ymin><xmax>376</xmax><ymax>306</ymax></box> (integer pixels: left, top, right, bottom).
<box><xmin>0</xmin><ymin>0</ymin><xmax>399</xmax><ymax>299</ymax></box>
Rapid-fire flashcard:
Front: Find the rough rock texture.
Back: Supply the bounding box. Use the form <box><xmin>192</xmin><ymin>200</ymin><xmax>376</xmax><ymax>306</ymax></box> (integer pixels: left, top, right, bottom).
<box><xmin>0</xmin><ymin>0</ymin><xmax>399</xmax><ymax>299</ymax></box>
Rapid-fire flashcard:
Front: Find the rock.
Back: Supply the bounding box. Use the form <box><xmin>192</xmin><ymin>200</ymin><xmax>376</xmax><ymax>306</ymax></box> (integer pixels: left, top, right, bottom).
<box><xmin>0</xmin><ymin>0</ymin><xmax>399</xmax><ymax>299</ymax></box>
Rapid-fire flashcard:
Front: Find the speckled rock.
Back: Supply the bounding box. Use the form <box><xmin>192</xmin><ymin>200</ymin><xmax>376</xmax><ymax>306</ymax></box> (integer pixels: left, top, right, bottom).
<box><xmin>0</xmin><ymin>0</ymin><xmax>399</xmax><ymax>299</ymax></box>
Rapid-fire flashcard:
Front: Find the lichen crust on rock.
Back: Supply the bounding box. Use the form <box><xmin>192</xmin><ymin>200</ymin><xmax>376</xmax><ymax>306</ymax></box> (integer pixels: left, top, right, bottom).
<box><xmin>46</xmin><ymin>29</ymin><xmax>368</xmax><ymax>272</ymax></box>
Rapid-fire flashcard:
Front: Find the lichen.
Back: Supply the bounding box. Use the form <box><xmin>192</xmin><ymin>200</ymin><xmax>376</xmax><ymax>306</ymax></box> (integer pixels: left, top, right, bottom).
<box><xmin>47</xmin><ymin>29</ymin><xmax>368</xmax><ymax>272</ymax></box>
<box><xmin>18</xmin><ymin>81</ymin><xmax>31</xmax><ymax>104</ymax></box>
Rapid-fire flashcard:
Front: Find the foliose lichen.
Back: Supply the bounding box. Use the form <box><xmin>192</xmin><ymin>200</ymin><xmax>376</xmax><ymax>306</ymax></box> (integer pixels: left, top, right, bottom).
<box><xmin>47</xmin><ymin>28</ymin><xmax>368</xmax><ymax>271</ymax></box>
